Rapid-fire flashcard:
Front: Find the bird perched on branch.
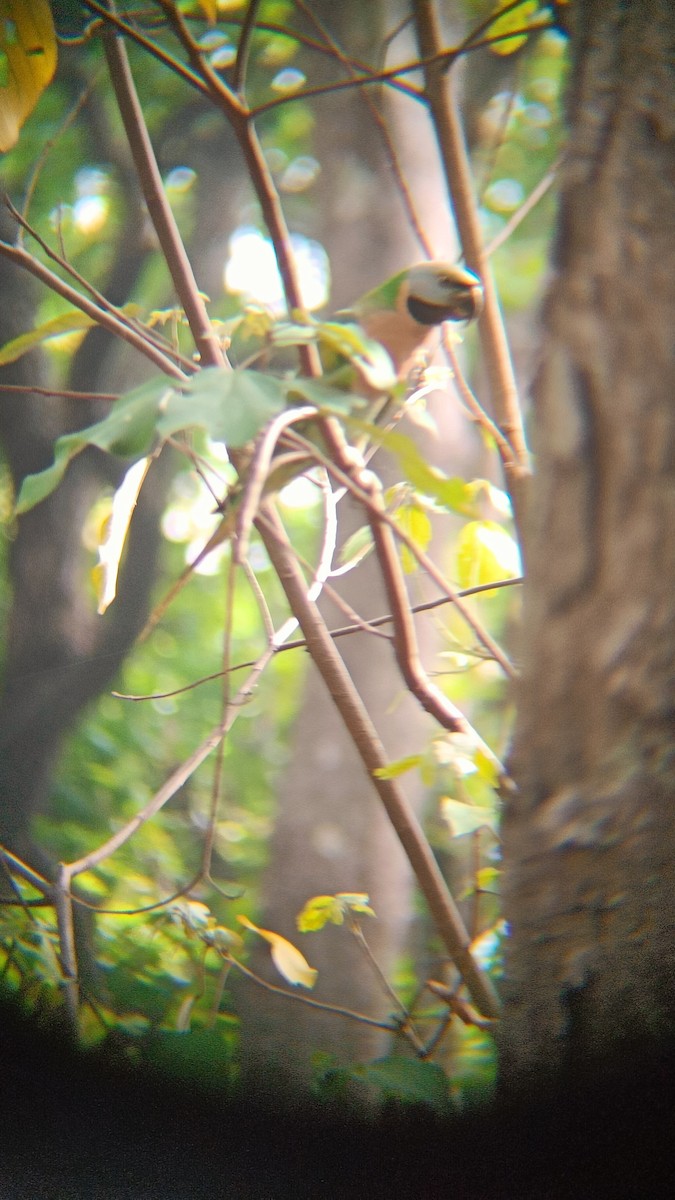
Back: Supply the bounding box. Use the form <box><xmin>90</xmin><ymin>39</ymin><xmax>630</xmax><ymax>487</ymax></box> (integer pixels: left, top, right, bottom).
<box><xmin>339</xmin><ymin>260</ymin><xmax>484</xmax><ymax>378</ymax></box>
<box><xmin>229</xmin><ymin>260</ymin><xmax>484</xmax><ymax>391</ymax></box>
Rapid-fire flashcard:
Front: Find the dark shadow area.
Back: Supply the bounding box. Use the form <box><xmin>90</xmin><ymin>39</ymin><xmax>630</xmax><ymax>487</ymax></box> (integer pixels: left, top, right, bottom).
<box><xmin>2</xmin><ymin>998</ymin><xmax>674</xmax><ymax>1198</ymax></box>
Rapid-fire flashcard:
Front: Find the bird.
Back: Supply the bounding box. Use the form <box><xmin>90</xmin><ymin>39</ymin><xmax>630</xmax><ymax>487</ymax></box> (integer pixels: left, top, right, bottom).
<box><xmin>228</xmin><ymin>260</ymin><xmax>484</xmax><ymax>390</ymax></box>
<box><xmin>340</xmin><ymin>260</ymin><xmax>484</xmax><ymax>379</ymax></box>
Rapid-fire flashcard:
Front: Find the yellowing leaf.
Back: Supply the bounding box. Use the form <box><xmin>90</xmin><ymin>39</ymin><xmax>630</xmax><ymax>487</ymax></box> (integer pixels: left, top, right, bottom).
<box><xmin>95</xmin><ymin>457</ymin><xmax>151</xmax><ymax>614</ymax></box>
<box><xmin>0</xmin><ymin>311</ymin><xmax>95</xmax><ymax>366</ymax></box>
<box><xmin>296</xmin><ymin>893</ymin><xmax>376</xmax><ymax>932</ymax></box>
<box><xmin>476</xmin><ymin>866</ymin><xmax>501</xmax><ymax>893</ymax></box>
<box><xmin>456</xmin><ymin>520</ymin><xmax>521</xmax><ymax>589</ymax></box>
<box><xmin>197</xmin><ymin>0</ymin><xmax>217</xmax><ymax>22</ymax></box>
<box><xmin>296</xmin><ymin>895</ymin><xmax>344</xmax><ymax>932</ymax></box>
<box><xmin>395</xmin><ymin>502</ymin><xmax>432</xmax><ymax>574</ymax></box>
<box><xmin>335</xmin><ymin>893</ymin><xmax>374</xmax><ymax>915</ymax></box>
<box><xmin>440</xmin><ymin>796</ymin><xmax>498</xmax><ymax>838</ymax></box>
<box><xmin>0</xmin><ymin>0</ymin><xmax>57</xmax><ymax>151</ymax></box>
<box><xmin>373</xmin><ymin>754</ymin><xmax>421</xmax><ymax>780</ymax></box>
<box><xmin>238</xmin><ymin>915</ymin><xmax>317</xmax><ymax>988</ymax></box>
<box><xmin>489</xmin><ymin>0</ymin><xmax>540</xmax><ymax>56</ymax></box>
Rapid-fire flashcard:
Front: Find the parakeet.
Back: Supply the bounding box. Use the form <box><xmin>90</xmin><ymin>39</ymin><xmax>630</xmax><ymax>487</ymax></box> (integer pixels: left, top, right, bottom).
<box><xmin>340</xmin><ymin>260</ymin><xmax>484</xmax><ymax>378</ymax></box>
<box><xmin>229</xmin><ymin>260</ymin><xmax>483</xmax><ymax>386</ymax></box>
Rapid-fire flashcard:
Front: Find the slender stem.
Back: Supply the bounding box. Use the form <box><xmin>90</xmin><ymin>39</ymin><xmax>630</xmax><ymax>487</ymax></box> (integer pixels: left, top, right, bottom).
<box><xmin>232</xmin><ymin>0</ymin><xmax>263</xmax><ymax>95</ymax></box>
<box><xmin>256</xmin><ymin>504</ymin><xmax>501</xmax><ymax>1019</ymax></box>
<box><xmin>412</xmin><ymin>0</ymin><xmax>531</xmax><ymax>537</ymax></box>
<box><xmin>0</xmin><ymin>240</ymin><xmax>186</xmax><ymax>379</ymax></box>
<box><xmin>102</xmin><ymin>25</ymin><xmax>226</xmax><ymax>369</ymax></box>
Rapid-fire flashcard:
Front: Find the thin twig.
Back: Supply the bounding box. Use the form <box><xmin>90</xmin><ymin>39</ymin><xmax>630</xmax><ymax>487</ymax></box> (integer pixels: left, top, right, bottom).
<box><xmin>232</xmin><ymin>0</ymin><xmax>263</xmax><ymax>94</ymax></box>
<box><xmin>0</xmin><ymin>240</ymin><xmax>186</xmax><ymax>379</ymax></box>
<box><xmin>102</xmin><ymin>24</ymin><xmax>226</xmax><ymax>369</ymax></box>
<box><xmin>256</xmin><ymin>504</ymin><xmax>501</xmax><ymax>1019</ymax></box>
<box><xmin>412</xmin><ymin>0</ymin><xmax>531</xmax><ymax>538</ymax></box>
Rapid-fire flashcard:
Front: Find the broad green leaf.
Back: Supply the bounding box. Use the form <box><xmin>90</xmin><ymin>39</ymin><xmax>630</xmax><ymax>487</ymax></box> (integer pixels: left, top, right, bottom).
<box><xmin>0</xmin><ymin>0</ymin><xmax>57</xmax><ymax>152</ymax></box>
<box><xmin>165</xmin><ymin>367</ymin><xmax>287</xmax><ymax>445</ymax></box>
<box><xmin>238</xmin><ymin>915</ymin><xmax>317</xmax><ymax>988</ymax></box>
<box><xmin>456</xmin><ymin>520</ymin><xmax>522</xmax><ymax>589</ymax></box>
<box><xmin>15</xmin><ymin>376</ymin><xmax>172</xmax><ymax>514</ymax></box>
<box><xmin>297</xmin><ymin>892</ymin><xmax>375</xmax><ymax>931</ymax></box>
<box><xmin>373</xmin><ymin>754</ymin><xmax>421</xmax><ymax>780</ymax></box>
<box><xmin>440</xmin><ymin>796</ymin><xmax>498</xmax><ymax>838</ymax></box>
<box><xmin>14</xmin><ymin>369</ymin><xmax>294</xmax><ymax>515</ymax></box>
<box><xmin>285</xmin><ymin>377</ymin><xmax>368</xmax><ymax>415</ymax></box>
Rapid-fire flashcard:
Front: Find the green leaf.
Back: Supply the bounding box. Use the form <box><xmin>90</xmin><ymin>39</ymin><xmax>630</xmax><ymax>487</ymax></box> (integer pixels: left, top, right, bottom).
<box><xmin>476</xmin><ymin>866</ymin><xmax>501</xmax><ymax>893</ymax></box>
<box><xmin>490</xmin><ymin>0</ymin><xmax>541</xmax><ymax>55</ymax></box>
<box><xmin>296</xmin><ymin>895</ymin><xmax>344</xmax><ymax>932</ymax></box>
<box><xmin>338</xmin><ymin>523</ymin><xmax>374</xmax><ymax>570</ymax></box>
<box><xmin>361</xmin><ymin>1056</ymin><xmax>450</xmax><ymax>1111</ymax></box>
<box><xmin>297</xmin><ymin>892</ymin><xmax>376</xmax><ymax>931</ymax></box>
<box><xmin>348</xmin><ymin>422</ymin><xmax>486</xmax><ymax>515</ymax></box>
<box><xmin>168</xmin><ymin>367</ymin><xmax>287</xmax><ymax>445</ymax></box>
<box><xmin>15</xmin><ymin>376</ymin><xmax>172</xmax><ymax>514</ymax></box>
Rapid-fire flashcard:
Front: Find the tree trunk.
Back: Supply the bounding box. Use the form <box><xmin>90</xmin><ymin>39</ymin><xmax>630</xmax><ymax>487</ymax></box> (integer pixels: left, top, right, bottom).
<box><xmin>500</xmin><ymin>0</ymin><xmax>675</xmax><ymax>1089</ymax></box>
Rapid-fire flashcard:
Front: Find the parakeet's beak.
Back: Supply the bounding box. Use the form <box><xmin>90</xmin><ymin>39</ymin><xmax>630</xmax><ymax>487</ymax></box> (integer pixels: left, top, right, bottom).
<box><xmin>405</xmin><ymin>263</ymin><xmax>484</xmax><ymax>325</ymax></box>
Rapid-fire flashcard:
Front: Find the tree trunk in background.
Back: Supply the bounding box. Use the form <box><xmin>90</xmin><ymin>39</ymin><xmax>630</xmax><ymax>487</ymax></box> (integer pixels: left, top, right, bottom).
<box><xmin>237</xmin><ymin>0</ymin><xmax>477</xmax><ymax>1096</ymax></box>
<box><xmin>500</xmin><ymin>0</ymin><xmax>675</xmax><ymax>1089</ymax></box>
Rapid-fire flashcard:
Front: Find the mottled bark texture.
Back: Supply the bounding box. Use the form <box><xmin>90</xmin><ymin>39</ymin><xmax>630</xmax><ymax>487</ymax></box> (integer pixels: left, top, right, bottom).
<box><xmin>500</xmin><ymin>0</ymin><xmax>675</xmax><ymax>1087</ymax></box>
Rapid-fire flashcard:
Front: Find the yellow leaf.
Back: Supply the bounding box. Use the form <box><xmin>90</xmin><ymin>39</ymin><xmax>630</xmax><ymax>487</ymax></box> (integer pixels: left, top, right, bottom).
<box><xmin>296</xmin><ymin>895</ymin><xmax>343</xmax><ymax>932</ymax></box>
<box><xmin>395</xmin><ymin>502</ymin><xmax>432</xmax><ymax>574</ymax></box>
<box><xmin>197</xmin><ymin>0</ymin><xmax>217</xmax><ymax>22</ymax></box>
<box><xmin>456</xmin><ymin>520</ymin><xmax>521</xmax><ymax>589</ymax></box>
<box><xmin>489</xmin><ymin>0</ymin><xmax>540</xmax><ymax>56</ymax></box>
<box><xmin>373</xmin><ymin>754</ymin><xmax>421</xmax><ymax>780</ymax></box>
<box><xmin>0</xmin><ymin>0</ymin><xmax>57</xmax><ymax>151</ymax></box>
<box><xmin>238</xmin><ymin>915</ymin><xmax>317</xmax><ymax>988</ymax></box>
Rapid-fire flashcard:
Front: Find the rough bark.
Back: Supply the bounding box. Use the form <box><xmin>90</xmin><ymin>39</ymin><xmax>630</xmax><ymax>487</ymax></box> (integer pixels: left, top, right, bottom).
<box><xmin>500</xmin><ymin>0</ymin><xmax>675</xmax><ymax>1088</ymax></box>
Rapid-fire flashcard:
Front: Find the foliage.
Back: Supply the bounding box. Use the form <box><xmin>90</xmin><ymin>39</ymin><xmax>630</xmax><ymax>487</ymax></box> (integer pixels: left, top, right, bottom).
<box><xmin>0</xmin><ymin>0</ymin><xmax>567</xmax><ymax>1110</ymax></box>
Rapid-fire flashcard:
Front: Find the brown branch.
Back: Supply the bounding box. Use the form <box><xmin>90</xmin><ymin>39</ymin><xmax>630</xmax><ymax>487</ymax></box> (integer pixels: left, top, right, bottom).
<box><xmin>4</xmin><ymin>197</ymin><xmax>195</xmax><ymax>373</ymax></box>
<box><xmin>412</xmin><ymin>0</ymin><xmax>531</xmax><ymax>539</ymax></box>
<box><xmin>231</xmin><ymin>0</ymin><xmax>263</xmax><ymax>95</ymax></box>
<box><xmin>101</xmin><ymin>24</ymin><xmax>227</xmax><ymax>370</ymax></box>
<box><xmin>112</xmin><ymin>575</ymin><xmax>522</xmax><ymax>705</ymax></box>
<box><xmin>81</xmin><ymin>0</ymin><xmax>210</xmax><ymax>97</ymax></box>
<box><xmin>0</xmin><ymin>239</ymin><xmax>186</xmax><ymax>379</ymax></box>
<box><xmin>282</xmin><ymin>427</ymin><xmax>516</xmax><ymax>679</ymax></box>
<box><xmin>256</xmin><ymin>504</ymin><xmax>501</xmax><ymax>1020</ymax></box>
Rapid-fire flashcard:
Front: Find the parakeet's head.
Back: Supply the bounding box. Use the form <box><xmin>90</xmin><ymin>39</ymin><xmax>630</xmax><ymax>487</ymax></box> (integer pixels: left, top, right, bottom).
<box><xmin>404</xmin><ymin>262</ymin><xmax>484</xmax><ymax>325</ymax></box>
<box><xmin>352</xmin><ymin>260</ymin><xmax>484</xmax><ymax>377</ymax></box>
